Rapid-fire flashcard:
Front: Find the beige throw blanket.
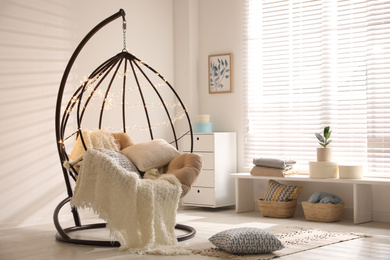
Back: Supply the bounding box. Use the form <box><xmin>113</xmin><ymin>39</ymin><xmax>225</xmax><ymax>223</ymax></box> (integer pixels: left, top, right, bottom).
<box><xmin>65</xmin><ymin>130</ymin><xmax>119</xmax><ymax>173</ymax></box>
<box><xmin>250</xmin><ymin>166</ymin><xmax>298</xmax><ymax>177</ymax></box>
<box><xmin>71</xmin><ymin>149</ymin><xmax>189</xmax><ymax>255</ymax></box>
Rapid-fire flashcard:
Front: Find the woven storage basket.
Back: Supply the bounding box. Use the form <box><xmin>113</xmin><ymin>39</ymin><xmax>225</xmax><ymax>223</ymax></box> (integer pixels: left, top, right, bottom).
<box><xmin>258</xmin><ymin>199</ymin><xmax>297</xmax><ymax>218</ymax></box>
<box><xmin>302</xmin><ymin>201</ymin><xmax>344</xmax><ymax>222</ymax></box>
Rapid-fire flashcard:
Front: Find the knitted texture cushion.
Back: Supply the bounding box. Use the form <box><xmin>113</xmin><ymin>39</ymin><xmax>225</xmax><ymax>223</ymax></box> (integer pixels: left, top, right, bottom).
<box><xmin>209</xmin><ymin>227</ymin><xmax>284</xmax><ymax>254</ymax></box>
<box><xmin>263</xmin><ymin>179</ymin><xmax>302</xmax><ymax>202</ymax></box>
<box><xmin>95</xmin><ymin>148</ymin><xmax>142</xmax><ymax>177</ymax></box>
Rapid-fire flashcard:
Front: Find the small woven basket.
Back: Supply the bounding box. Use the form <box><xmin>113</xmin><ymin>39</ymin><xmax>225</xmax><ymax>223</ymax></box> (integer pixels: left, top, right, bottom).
<box><xmin>302</xmin><ymin>201</ymin><xmax>344</xmax><ymax>222</ymax></box>
<box><xmin>258</xmin><ymin>199</ymin><xmax>297</xmax><ymax>218</ymax></box>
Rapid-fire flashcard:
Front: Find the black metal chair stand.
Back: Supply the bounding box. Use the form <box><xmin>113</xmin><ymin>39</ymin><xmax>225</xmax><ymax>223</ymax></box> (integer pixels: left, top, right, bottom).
<box><xmin>54</xmin><ymin>9</ymin><xmax>196</xmax><ymax>247</ymax></box>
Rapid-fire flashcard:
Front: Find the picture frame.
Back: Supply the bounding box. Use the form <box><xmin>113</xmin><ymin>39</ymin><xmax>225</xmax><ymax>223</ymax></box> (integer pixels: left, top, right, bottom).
<box><xmin>208</xmin><ymin>53</ymin><xmax>233</xmax><ymax>94</ymax></box>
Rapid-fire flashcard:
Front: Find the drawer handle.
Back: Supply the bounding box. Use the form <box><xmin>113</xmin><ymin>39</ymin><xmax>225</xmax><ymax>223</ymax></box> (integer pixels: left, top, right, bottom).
<box><xmin>197</xmin><ymin>137</ymin><xmax>200</xmax><ymax>141</ymax></box>
<box><xmin>197</xmin><ymin>190</ymin><xmax>200</xmax><ymax>193</ymax></box>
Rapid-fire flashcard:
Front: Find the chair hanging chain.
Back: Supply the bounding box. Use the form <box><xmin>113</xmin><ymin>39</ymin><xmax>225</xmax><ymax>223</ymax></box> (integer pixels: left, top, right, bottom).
<box><xmin>122</xmin><ymin>20</ymin><xmax>127</xmax><ymax>51</ymax></box>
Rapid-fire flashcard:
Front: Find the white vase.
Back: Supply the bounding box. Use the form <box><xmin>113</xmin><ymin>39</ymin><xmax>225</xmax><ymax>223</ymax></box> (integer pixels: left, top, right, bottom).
<box><xmin>317</xmin><ymin>147</ymin><xmax>332</xmax><ymax>162</ymax></box>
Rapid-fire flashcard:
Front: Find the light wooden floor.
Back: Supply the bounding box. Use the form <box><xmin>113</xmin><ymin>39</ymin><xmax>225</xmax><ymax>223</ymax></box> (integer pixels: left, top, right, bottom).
<box><xmin>1</xmin><ymin>206</ymin><xmax>390</xmax><ymax>260</ymax></box>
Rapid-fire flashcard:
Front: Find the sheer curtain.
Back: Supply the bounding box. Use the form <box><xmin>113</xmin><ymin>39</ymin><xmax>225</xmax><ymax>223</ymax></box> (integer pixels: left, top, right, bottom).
<box><xmin>243</xmin><ymin>0</ymin><xmax>390</xmax><ymax>177</ymax></box>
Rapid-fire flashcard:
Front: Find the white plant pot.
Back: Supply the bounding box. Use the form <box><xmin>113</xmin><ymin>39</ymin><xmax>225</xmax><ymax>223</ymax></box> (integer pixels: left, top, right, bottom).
<box><xmin>317</xmin><ymin>147</ymin><xmax>332</xmax><ymax>162</ymax></box>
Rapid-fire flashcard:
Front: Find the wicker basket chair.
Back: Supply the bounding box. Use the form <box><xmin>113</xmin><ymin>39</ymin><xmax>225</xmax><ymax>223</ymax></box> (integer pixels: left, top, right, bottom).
<box><xmin>54</xmin><ymin>9</ymin><xmax>198</xmax><ymax>246</ymax></box>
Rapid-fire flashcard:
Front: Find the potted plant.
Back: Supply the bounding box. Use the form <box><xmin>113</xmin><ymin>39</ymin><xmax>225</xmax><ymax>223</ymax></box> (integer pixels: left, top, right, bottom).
<box><xmin>315</xmin><ymin>126</ymin><xmax>332</xmax><ymax>162</ymax></box>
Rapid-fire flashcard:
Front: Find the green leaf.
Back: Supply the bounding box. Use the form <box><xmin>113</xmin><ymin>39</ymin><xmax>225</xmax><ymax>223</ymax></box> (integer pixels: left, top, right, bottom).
<box><xmin>225</xmin><ymin>59</ymin><xmax>228</xmax><ymax>66</ymax></box>
<box><xmin>325</xmin><ymin>140</ymin><xmax>332</xmax><ymax>146</ymax></box>
<box><xmin>220</xmin><ymin>69</ymin><xmax>225</xmax><ymax>75</ymax></box>
<box><xmin>226</xmin><ymin>75</ymin><xmax>229</xmax><ymax>78</ymax></box>
<box><xmin>215</xmin><ymin>77</ymin><xmax>220</xmax><ymax>81</ymax></box>
<box><xmin>327</xmin><ymin>130</ymin><xmax>332</xmax><ymax>139</ymax></box>
<box><xmin>315</xmin><ymin>133</ymin><xmax>324</xmax><ymax>143</ymax></box>
<box><xmin>324</xmin><ymin>126</ymin><xmax>330</xmax><ymax>138</ymax></box>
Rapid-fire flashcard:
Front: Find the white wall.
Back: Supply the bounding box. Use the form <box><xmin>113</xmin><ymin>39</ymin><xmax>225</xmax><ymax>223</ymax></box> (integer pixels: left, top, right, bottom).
<box><xmin>0</xmin><ymin>0</ymin><xmax>73</xmax><ymax>229</ymax></box>
<box><xmin>197</xmin><ymin>0</ymin><xmax>244</xmax><ymax>169</ymax></box>
<box><xmin>0</xmin><ymin>0</ymin><xmax>175</xmax><ymax>228</ymax></box>
<box><xmin>173</xmin><ymin>0</ymin><xmax>199</xmax><ymax>129</ymax></box>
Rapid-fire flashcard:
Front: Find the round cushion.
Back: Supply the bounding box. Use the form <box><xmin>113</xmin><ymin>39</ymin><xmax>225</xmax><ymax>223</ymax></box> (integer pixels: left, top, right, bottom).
<box><xmin>111</xmin><ymin>132</ymin><xmax>134</xmax><ymax>150</ymax></box>
<box><xmin>164</xmin><ymin>153</ymin><xmax>203</xmax><ymax>197</ymax></box>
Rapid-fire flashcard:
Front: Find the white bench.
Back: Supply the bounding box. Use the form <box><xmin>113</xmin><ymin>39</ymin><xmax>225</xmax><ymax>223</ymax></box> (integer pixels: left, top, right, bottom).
<box><xmin>230</xmin><ymin>173</ymin><xmax>390</xmax><ymax>224</ymax></box>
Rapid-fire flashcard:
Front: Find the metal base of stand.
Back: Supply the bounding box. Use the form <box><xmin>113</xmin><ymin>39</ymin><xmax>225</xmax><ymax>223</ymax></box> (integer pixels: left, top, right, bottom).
<box><xmin>54</xmin><ymin>197</ymin><xmax>196</xmax><ymax>247</ymax></box>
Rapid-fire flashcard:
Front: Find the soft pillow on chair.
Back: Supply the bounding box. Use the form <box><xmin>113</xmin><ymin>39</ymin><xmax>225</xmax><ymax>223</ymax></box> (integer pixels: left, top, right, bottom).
<box><xmin>111</xmin><ymin>132</ymin><xmax>134</xmax><ymax>150</ymax></box>
<box><xmin>69</xmin><ymin>130</ymin><xmax>119</xmax><ymax>161</ymax></box>
<box><xmin>163</xmin><ymin>153</ymin><xmax>203</xmax><ymax>197</ymax></box>
<box><xmin>66</xmin><ymin>130</ymin><xmax>120</xmax><ymax>174</ymax></box>
<box><xmin>120</xmin><ymin>139</ymin><xmax>180</xmax><ymax>172</ymax></box>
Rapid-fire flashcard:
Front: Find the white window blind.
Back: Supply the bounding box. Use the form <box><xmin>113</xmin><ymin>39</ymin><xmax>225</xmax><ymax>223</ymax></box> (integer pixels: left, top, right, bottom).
<box><xmin>243</xmin><ymin>0</ymin><xmax>390</xmax><ymax>177</ymax></box>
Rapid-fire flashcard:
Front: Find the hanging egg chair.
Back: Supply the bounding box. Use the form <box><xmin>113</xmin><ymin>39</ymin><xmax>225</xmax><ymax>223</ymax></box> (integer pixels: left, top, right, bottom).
<box><xmin>54</xmin><ymin>9</ymin><xmax>198</xmax><ymax>246</ymax></box>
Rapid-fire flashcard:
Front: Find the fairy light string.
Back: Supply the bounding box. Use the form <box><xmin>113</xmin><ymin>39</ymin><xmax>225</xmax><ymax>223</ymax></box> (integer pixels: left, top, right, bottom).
<box><xmin>61</xmin><ymin>53</ymin><xmax>189</xmax><ymax>145</ymax></box>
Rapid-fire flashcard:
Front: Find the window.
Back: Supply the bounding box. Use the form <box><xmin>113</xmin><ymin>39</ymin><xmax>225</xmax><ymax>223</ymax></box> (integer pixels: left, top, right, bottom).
<box><xmin>243</xmin><ymin>0</ymin><xmax>390</xmax><ymax>177</ymax></box>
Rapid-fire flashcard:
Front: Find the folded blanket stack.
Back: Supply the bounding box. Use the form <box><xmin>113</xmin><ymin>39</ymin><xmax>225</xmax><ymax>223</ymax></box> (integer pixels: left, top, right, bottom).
<box><xmin>250</xmin><ymin>157</ymin><xmax>297</xmax><ymax>177</ymax></box>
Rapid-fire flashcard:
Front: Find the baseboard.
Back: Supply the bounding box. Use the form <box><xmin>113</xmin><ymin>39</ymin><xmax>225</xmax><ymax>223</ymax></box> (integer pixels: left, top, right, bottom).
<box><xmin>372</xmin><ymin>209</ymin><xmax>390</xmax><ymax>223</ymax></box>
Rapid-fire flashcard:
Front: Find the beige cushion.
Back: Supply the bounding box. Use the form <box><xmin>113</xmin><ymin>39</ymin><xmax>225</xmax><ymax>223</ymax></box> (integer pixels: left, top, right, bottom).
<box><xmin>164</xmin><ymin>153</ymin><xmax>203</xmax><ymax>197</ymax></box>
<box><xmin>66</xmin><ymin>130</ymin><xmax>119</xmax><ymax>174</ymax></box>
<box><xmin>69</xmin><ymin>130</ymin><xmax>119</xmax><ymax>161</ymax></box>
<box><xmin>111</xmin><ymin>132</ymin><xmax>134</xmax><ymax>150</ymax></box>
<box><xmin>120</xmin><ymin>139</ymin><xmax>180</xmax><ymax>172</ymax></box>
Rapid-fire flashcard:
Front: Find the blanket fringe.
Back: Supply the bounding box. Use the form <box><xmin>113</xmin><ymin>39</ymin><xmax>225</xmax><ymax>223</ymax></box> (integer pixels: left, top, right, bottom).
<box><xmin>71</xmin><ymin>149</ymin><xmax>188</xmax><ymax>255</ymax></box>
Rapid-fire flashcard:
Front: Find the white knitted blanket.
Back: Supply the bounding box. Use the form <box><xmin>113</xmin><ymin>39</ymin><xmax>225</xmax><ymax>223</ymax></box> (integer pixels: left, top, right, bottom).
<box><xmin>71</xmin><ymin>149</ymin><xmax>189</xmax><ymax>255</ymax></box>
<box><xmin>69</xmin><ymin>130</ymin><xmax>119</xmax><ymax>161</ymax></box>
<box><xmin>65</xmin><ymin>130</ymin><xmax>119</xmax><ymax>173</ymax></box>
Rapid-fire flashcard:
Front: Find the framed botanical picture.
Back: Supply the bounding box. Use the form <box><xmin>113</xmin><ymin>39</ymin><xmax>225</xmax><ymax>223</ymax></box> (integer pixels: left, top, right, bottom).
<box><xmin>208</xmin><ymin>53</ymin><xmax>233</xmax><ymax>94</ymax></box>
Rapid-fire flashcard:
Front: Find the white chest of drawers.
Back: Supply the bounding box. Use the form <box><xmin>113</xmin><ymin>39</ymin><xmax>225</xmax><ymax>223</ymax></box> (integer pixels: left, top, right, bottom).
<box><xmin>181</xmin><ymin>132</ymin><xmax>237</xmax><ymax>208</ymax></box>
